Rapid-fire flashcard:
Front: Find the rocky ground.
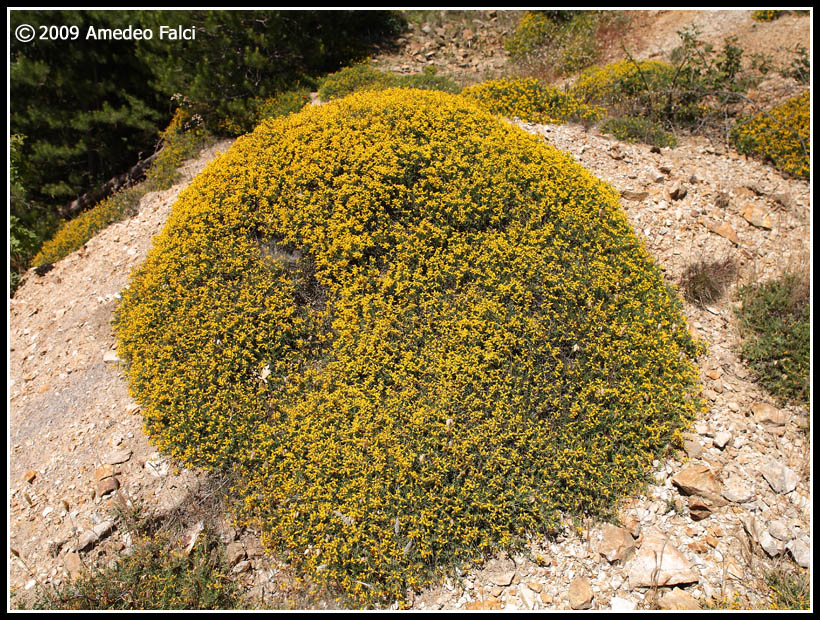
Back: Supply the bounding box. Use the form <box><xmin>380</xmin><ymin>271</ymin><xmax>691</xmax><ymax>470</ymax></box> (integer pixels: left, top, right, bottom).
<box><xmin>9</xmin><ymin>9</ymin><xmax>811</xmax><ymax>611</ymax></box>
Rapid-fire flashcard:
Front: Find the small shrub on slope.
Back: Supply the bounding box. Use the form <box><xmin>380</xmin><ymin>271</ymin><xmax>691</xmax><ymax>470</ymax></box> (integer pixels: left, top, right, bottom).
<box><xmin>319</xmin><ymin>63</ymin><xmax>460</xmax><ymax>101</ymax></box>
<box><xmin>32</xmin><ymin>109</ymin><xmax>211</xmax><ymax>268</ymax></box>
<box><xmin>735</xmin><ymin>272</ymin><xmax>810</xmax><ymax>405</ymax></box>
<box><xmin>28</xmin><ymin>531</ymin><xmax>241</xmax><ymax>610</ymax></box>
<box><xmin>115</xmin><ymin>89</ymin><xmax>703</xmax><ymax>606</ymax></box>
<box><xmin>462</xmin><ymin>77</ymin><xmax>603</xmax><ymax>125</ymax></box>
<box><xmin>731</xmin><ymin>91</ymin><xmax>810</xmax><ymax>178</ymax></box>
<box><xmin>505</xmin><ymin>11</ymin><xmax>621</xmax><ymax>77</ymax></box>
<box><xmin>600</xmin><ymin>117</ymin><xmax>678</xmax><ymax>148</ymax></box>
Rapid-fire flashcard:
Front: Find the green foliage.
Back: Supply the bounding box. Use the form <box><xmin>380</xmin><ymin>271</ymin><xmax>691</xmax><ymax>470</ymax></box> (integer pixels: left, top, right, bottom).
<box><xmin>735</xmin><ymin>272</ymin><xmax>810</xmax><ymax>405</ymax></box>
<box><xmin>256</xmin><ymin>89</ymin><xmax>312</xmax><ymax>122</ymax></box>
<box><xmin>573</xmin><ymin>27</ymin><xmax>771</xmax><ymax>134</ymax></box>
<box><xmin>10</xmin><ymin>134</ymin><xmax>50</xmax><ymax>292</ymax></box>
<box><xmin>10</xmin><ymin>10</ymin><xmax>166</xmax><ymax>207</ymax></box>
<box><xmin>731</xmin><ymin>92</ymin><xmax>810</xmax><ymax>178</ymax></box>
<box><xmin>141</xmin><ymin>10</ymin><xmax>406</xmax><ymax>135</ymax></box>
<box><xmin>115</xmin><ymin>89</ymin><xmax>703</xmax><ymax>606</ymax></box>
<box><xmin>765</xmin><ymin>567</ymin><xmax>810</xmax><ymax>610</ymax></box>
<box><xmin>28</xmin><ymin>531</ymin><xmax>241</xmax><ymax>610</ymax></box>
<box><xmin>600</xmin><ymin>116</ymin><xmax>678</xmax><ymax>148</ymax></box>
<box><xmin>781</xmin><ymin>45</ymin><xmax>809</xmax><ymax>84</ymax></box>
<box><xmin>462</xmin><ymin>77</ymin><xmax>603</xmax><ymax>125</ymax></box>
<box><xmin>318</xmin><ymin>63</ymin><xmax>460</xmax><ymax>102</ymax></box>
<box><xmin>32</xmin><ymin>109</ymin><xmax>211</xmax><ymax>268</ymax></box>
<box><xmin>505</xmin><ymin>11</ymin><xmax>624</xmax><ymax>78</ymax></box>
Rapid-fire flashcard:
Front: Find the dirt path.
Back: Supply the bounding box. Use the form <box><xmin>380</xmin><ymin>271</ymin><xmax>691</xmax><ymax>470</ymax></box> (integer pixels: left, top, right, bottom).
<box><xmin>9</xmin><ymin>9</ymin><xmax>811</xmax><ymax>610</ymax></box>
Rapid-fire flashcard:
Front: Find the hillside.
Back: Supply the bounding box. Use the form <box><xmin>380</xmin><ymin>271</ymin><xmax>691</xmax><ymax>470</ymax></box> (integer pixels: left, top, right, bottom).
<box><xmin>9</xmin><ymin>10</ymin><xmax>811</xmax><ymax>610</ymax></box>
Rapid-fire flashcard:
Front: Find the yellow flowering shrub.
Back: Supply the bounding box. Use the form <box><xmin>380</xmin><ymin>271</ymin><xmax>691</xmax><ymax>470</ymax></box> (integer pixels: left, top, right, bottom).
<box><xmin>752</xmin><ymin>10</ymin><xmax>785</xmax><ymax>22</ymax></box>
<box><xmin>115</xmin><ymin>89</ymin><xmax>703</xmax><ymax>606</ymax></box>
<box><xmin>731</xmin><ymin>91</ymin><xmax>810</xmax><ymax>178</ymax></box>
<box><xmin>32</xmin><ymin>109</ymin><xmax>210</xmax><ymax>267</ymax></box>
<box><xmin>462</xmin><ymin>77</ymin><xmax>603</xmax><ymax>125</ymax></box>
<box><xmin>571</xmin><ymin>59</ymin><xmax>676</xmax><ymax>104</ymax></box>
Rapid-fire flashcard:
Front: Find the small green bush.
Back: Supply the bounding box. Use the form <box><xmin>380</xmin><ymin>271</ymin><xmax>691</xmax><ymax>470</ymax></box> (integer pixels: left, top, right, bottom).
<box><xmin>115</xmin><ymin>88</ymin><xmax>703</xmax><ymax>606</ymax></box>
<box><xmin>572</xmin><ymin>59</ymin><xmax>677</xmax><ymax>105</ymax></box>
<box><xmin>782</xmin><ymin>45</ymin><xmax>810</xmax><ymax>84</ymax></box>
<box><xmin>462</xmin><ymin>77</ymin><xmax>603</xmax><ymax>125</ymax></box>
<box><xmin>215</xmin><ymin>88</ymin><xmax>313</xmax><ymax>136</ymax></box>
<box><xmin>505</xmin><ymin>11</ymin><xmax>620</xmax><ymax>77</ymax></box>
<box><xmin>318</xmin><ymin>63</ymin><xmax>459</xmax><ymax>102</ymax></box>
<box><xmin>600</xmin><ymin>116</ymin><xmax>678</xmax><ymax>148</ymax></box>
<box><xmin>28</xmin><ymin>531</ymin><xmax>241</xmax><ymax>610</ymax></box>
<box><xmin>572</xmin><ymin>28</ymin><xmax>769</xmax><ymax>134</ymax></box>
<box><xmin>31</xmin><ymin>109</ymin><xmax>212</xmax><ymax>268</ymax></box>
<box><xmin>731</xmin><ymin>91</ymin><xmax>810</xmax><ymax>178</ymax></box>
<box><xmin>735</xmin><ymin>272</ymin><xmax>809</xmax><ymax>405</ymax></box>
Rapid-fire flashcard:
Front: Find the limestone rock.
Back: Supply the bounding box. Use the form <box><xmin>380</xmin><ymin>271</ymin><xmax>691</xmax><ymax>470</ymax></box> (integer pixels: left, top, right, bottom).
<box><xmin>519</xmin><ymin>584</ymin><xmax>538</xmax><ymax>610</ymax></box>
<box><xmin>226</xmin><ymin>542</ymin><xmax>246</xmax><ymax>567</ymax></box>
<box><xmin>95</xmin><ymin>476</ymin><xmax>120</xmax><ymax>497</ymax></box>
<box><xmin>103</xmin><ymin>350</ymin><xmax>121</xmax><ymax>363</ymax></box>
<box><xmin>105</xmin><ymin>449</ymin><xmax>132</xmax><ymax>465</ymax></box>
<box><xmin>595</xmin><ymin>523</ymin><xmax>636</xmax><ymax>563</ymax></box>
<box><xmin>762</xmin><ymin>461</ymin><xmax>799</xmax><ymax>494</ymax></box>
<box><xmin>92</xmin><ymin>520</ymin><xmax>115</xmax><ymax>539</ymax></box>
<box><xmin>483</xmin><ymin>555</ymin><xmax>516</xmax><ymax>587</ymax></box>
<box><xmin>768</xmin><ymin>520</ymin><xmax>791</xmax><ymax>541</ymax></box>
<box><xmin>621</xmin><ymin>189</ymin><xmax>648</xmax><ymax>201</ymax></box>
<box><xmin>757</xmin><ymin>529</ymin><xmax>784</xmax><ymax>557</ymax></box>
<box><xmin>751</xmin><ymin>402</ymin><xmax>787</xmax><ymax>426</ymax></box>
<box><xmin>670</xmin><ymin>183</ymin><xmax>688</xmax><ymax>200</ymax></box>
<box><xmin>701</xmin><ymin>218</ymin><xmax>739</xmax><ymax>244</ymax></box>
<box><xmin>63</xmin><ymin>552</ymin><xmax>86</xmax><ymax>578</ymax></box>
<box><xmin>658</xmin><ymin>587</ymin><xmax>700</xmax><ymax>610</ymax></box>
<box><xmin>77</xmin><ymin>530</ymin><xmax>99</xmax><ymax>552</ymax></box>
<box><xmin>627</xmin><ymin>530</ymin><xmax>699</xmax><ymax>588</ymax></box>
<box><xmin>466</xmin><ymin>598</ymin><xmax>502</xmax><ymax>610</ymax></box>
<box><xmin>95</xmin><ymin>464</ymin><xmax>116</xmax><ymax>481</ymax></box>
<box><xmin>688</xmin><ymin>496</ymin><xmax>718</xmax><ymax>521</ymax></box>
<box><xmin>787</xmin><ymin>539</ymin><xmax>811</xmax><ymax>568</ymax></box>
<box><xmin>568</xmin><ymin>577</ymin><xmax>593</xmax><ymax>610</ymax></box>
<box><xmin>145</xmin><ymin>452</ymin><xmax>170</xmax><ymax>477</ymax></box>
<box><xmin>672</xmin><ymin>464</ymin><xmax>727</xmax><ymax>507</ymax></box>
<box><xmin>721</xmin><ymin>476</ymin><xmax>754</xmax><ymax>504</ymax></box>
<box><xmin>610</xmin><ymin>596</ymin><xmax>637</xmax><ymax>611</ymax></box>
<box><xmin>712</xmin><ymin>431</ymin><xmax>732</xmax><ymax>449</ymax></box>
<box><xmin>683</xmin><ymin>439</ymin><xmax>703</xmax><ymax>459</ymax></box>
<box><xmin>741</xmin><ymin>203</ymin><xmax>772</xmax><ymax>229</ymax></box>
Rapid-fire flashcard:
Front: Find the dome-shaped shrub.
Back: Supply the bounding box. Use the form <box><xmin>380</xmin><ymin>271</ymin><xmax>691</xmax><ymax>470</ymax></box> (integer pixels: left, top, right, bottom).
<box><xmin>115</xmin><ymin>89</ymin><xmax>703</xmax><ymax>606</ymax></box>
<box><xmin>731</xmin><ymin>91</ymin><xmax>810</xmax><ymax>179</ymax></box>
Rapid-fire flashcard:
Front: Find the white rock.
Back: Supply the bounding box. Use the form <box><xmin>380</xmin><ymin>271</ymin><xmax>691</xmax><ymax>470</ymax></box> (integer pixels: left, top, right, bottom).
<box><xmin>786</xmin><ymin>539</ymin><xmax>811</xmax><ymax>568</ymax></box>
<box><xmin>712</xmin><ymin>431</ymin><xmax>732</xmax><ymax>449</ymax></box>
<box><xmin>627</xmin><ymin>530</ymin><xmax>699</xmax><ymax>588</ymax></box>
<box><xmin>768</xmin><ymin>520</ymin><xmax>791</xmax><ymax>541</ymax></box>
<box><xmin>757</xmin><ymin>530</ymin><xmax>784</xmax><ymax>557</ymax></box>
<box><xmin>519</xmin><ymin>584</ymin><xmax>538</xmax><ymax>610</ymax></box>
<box><xmin>610</xmin><ymin>596</ymin><xmax>637</xmax><ymax>611</ymax></box>
<box><xmin>722</xmin><ymin>476</ymin><xmax>754</xmax><ymax>504</ymax></box>
<box><xmin>762</xmin><ymin>461</ymin><xmax>799</xmax><ymax>494</ymax></box>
